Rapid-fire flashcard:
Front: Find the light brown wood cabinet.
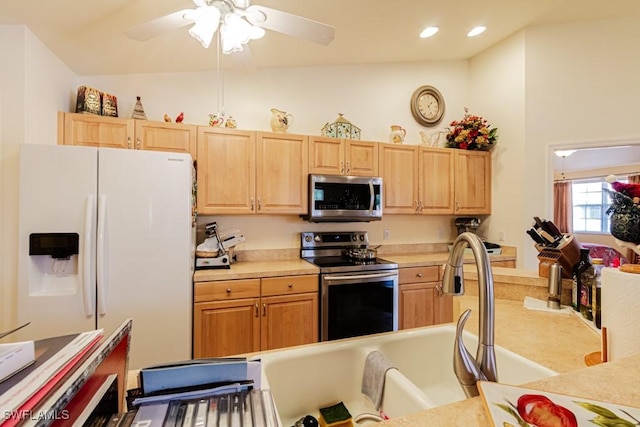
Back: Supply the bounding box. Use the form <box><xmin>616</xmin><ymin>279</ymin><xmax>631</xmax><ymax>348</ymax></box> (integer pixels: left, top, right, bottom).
<box><xmin>399</xmin><ymin>266</ymin><xmax>453</xmax><ymax>329</ymax></box>
<box><xmin>58</xmin><ymin>112</ymin><xmax>197</xmax><ymax>158</ymax></box>
<box><xmin>309</xmin><ymin>137</ymin><xmax>379</xmax><ymax>176</ymax></box>
<box><xmin>379</xmin><ymin>143</ymin><xmax>491</xmax><ymax>215</ymax></box>
<box><xmin>193</xmin><ymin>275</ymin><xmax>318</xmax><ymax>358</ymax></box>
<box><xmin>454</xmin><ymin>150</ymin><xmax>492</xmax><ymax>215</ymax></box>
<box><xmin>197</xmin><ymin>128</ymin><xmax>308</xmax><ymax>215</ymax></box>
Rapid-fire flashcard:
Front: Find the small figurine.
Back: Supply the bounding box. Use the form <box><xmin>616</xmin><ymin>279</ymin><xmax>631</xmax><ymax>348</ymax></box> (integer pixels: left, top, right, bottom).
<box><xmin>225</xmin><ymin>116</ymin><xmax>237</xmax><ymax>128</ymax></box>
<box><xmin>131</xmin><ymin>96</ymin><xmax>147</xmax><ymax>120</ymax></box>
<box><xmin>164</xmin><ymin>114</ymin><xmax>172</xmax><ymax>123</ymax></box>
<box><xmin>175</xmin><ymin>112</ymin><xmax>184</xmax><ymax>123</ymax></box>
<box><xmin>208</xmin><ymin>114</ymin><xmax>224</xmax><ymax>127</ymax></box>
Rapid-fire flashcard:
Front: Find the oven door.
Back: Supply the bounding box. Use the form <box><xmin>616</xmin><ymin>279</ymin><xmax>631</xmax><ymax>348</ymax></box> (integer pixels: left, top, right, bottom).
<box><xmin>321</xmin><ymin>270</ymin><xmax>398</xmax><ymax>341</ymax></box>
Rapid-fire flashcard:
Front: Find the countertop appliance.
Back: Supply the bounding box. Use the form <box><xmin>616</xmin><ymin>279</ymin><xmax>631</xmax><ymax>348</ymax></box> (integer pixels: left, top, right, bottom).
<box><xmin>17</xmin><ymin>144</ymin><xmax>195</xmax><ymax>370</ymax></box>
<box><xmin>195</xmin><ymin>222</ymin><xmax>245</xmax><ymax>269</ymax></box>
<box><xmin>301</xmin><ymin>231</ymin><xmax>398</xmax><ymax>341</ymax></box>
<box><xmin>304</xmin><ymin>174</ymin><xmax>383</xmax><ymax>222</ymax></box>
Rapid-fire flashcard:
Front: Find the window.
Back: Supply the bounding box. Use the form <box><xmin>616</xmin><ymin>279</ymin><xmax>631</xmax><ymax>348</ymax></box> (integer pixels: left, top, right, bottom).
<box><xmin>572</xmin><ymin>178</ymin><xmax>626</xmax><ymax>233</ymax></box>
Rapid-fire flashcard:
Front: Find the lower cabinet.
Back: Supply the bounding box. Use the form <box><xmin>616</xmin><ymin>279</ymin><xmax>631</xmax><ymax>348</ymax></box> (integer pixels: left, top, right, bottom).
<box><xmin>193</xmin><ymin>275</ymin><xmax>318</xmax><ymax>358</ymax></box>
<box><xmin>399</xmin><ymin>266</ymin><xmax>453</xmax><ymax>329</ymax></box>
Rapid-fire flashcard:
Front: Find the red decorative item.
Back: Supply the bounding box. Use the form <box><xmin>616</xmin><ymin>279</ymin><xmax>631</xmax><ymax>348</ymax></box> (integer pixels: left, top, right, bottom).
<box><xmin>517</xmin><ymin>394</ymin><xmax>578</xmax><ymax>427</ymax></box>
<box><xmin>175</xmin><ymin>112</ymin><xmax>184</xmax><ymax>123</ymax></box>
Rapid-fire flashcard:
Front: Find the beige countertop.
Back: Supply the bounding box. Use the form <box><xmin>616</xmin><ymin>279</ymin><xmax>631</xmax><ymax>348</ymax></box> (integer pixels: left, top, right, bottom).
<box><xmin>193</xmin><ymin>249</ymin><xmax>517</xmax><ymax>282</ymax></box>
<box><xmin>379</xmin><ymin>295</ymin><xmax>640</xmax><ymax>426</ymax></box>
<box><xmin>193</xmin><ymin>259</ymin><xmax>319</xmax><ymax>281</ymax></box>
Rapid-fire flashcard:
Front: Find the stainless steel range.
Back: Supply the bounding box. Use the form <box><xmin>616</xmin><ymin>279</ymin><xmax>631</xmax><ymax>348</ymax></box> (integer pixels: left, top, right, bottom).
<box><xmin>301</xmin><ymin>231</ymin><xmax>399</xmax><ymax>341</ymax></box>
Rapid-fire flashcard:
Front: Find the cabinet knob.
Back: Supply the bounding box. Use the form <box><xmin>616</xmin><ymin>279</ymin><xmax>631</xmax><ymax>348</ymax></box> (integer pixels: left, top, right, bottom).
<box><xmin>257</xmin><ymin>197</ymin><xmax>262</xmax><ymax>210</ymax></box>
<box><xmin>340</xmin><ymin>161</ymin><xmax>345</xmax><ymax>174</ymax></box>
<box><xmin>346</xmin><ymin>161</ymin><xmax>350</xmax><ymax>174</ymax></box>
<box><xmin>288</xmin><ymin>283</ymin><xmax>293</xmax><ymax>288</ymax></box>
<box><xmin>262</xmin><ymin>303</ymin><xmax>267</xmax><ymax>317</ymax></box>
<box><xmin>417</xmin><ymin>273</ymin><xmax>423</xmax><ymax>278</ymax></box>
<box><xmin>250</xmin><ymin>197</ymin><xmax>255</xmax><ymax>211</ymax></box>
<box><xmin>136</xmin><ymin>137</ymin><xmax>141</xmax><ymax>149</ymax></box>
<box><xmin>415</xmin><ymin>200</ymin><xmax>419</xmax><ymax>212</ymax></box>
<box><xmin>226</xmin><ymin>288</ymin><xmax>232</xmax><ymax>293</ymax></box>
<box><xmin>127</xmin><ymin>136</ymin><xmax>131</xmax><ymax>149</ymax></box>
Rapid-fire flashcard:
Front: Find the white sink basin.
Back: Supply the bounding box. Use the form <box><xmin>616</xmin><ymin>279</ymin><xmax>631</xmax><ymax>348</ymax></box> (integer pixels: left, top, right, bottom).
<box><xmin>256</xmin><ymin>324</ymin><xmax>557</xmax><ymax>426</ymax></box>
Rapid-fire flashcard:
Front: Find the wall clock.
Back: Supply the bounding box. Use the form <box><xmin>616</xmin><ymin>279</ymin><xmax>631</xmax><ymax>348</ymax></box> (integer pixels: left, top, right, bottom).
<box><xmin>410</xmin><ymin>85</ymin><xmax>445</xmax><ymax>127</ymax></box>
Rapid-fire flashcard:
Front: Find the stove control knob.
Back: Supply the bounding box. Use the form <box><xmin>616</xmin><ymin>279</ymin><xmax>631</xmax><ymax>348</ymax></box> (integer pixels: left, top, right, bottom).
<box><xmin>352</xmin><ymin>235</ymin><xmax>357</xmax><ymax>241</ymax></box>
<box><xmin>359</xmin><ymin>235</ymin><xmax>365</xmax><ymax>241</ymax></box>
<box><xmin>314</xmin><ymin>235</ymin><xmax>321</xmax><ymax>242</ymax></box>
<box><xmin>304</xmin><ymin>235</ymin><xmax>312</xmax><ymax>243</ymax></box>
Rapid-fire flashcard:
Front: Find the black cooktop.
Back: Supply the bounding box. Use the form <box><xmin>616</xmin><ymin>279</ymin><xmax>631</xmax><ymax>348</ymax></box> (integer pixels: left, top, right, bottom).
<box><xmin>303</xmin><ymin>255</ymin><xmax>398</xmax><ymax>273</ymax></box>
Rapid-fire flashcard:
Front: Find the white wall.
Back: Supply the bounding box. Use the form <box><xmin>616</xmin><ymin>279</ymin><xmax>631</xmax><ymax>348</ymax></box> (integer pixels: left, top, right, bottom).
<box><xmin>521</xmin><ymin>16</ymin><xmax>640</xmax><ymax>269</ymax></box>
<box><xmin>468</xmin><ymin>30</ymin><xmax>527</xmax><ymax>266</ymax></box>
<box><xmin>82</xmin><ymin>60</ymin><xmax>469</xmax><ymax>144</ymax></box>
<box><xmin>0</xmin><ymin>26</ymin><xmax>77</xmax><ymax>333</ymax></box>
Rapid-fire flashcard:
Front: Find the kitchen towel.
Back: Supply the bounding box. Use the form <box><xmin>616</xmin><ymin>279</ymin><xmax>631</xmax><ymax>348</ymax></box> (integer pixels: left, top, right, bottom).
<box><xmin>601</xmin><ymin>267</ymin><xmax>640</xmax><ymax>361</ymax></box>
<box><xmin>361</xmin><ymin>350</ymin><xmax>397</xmax><ymax>410</ymax></box>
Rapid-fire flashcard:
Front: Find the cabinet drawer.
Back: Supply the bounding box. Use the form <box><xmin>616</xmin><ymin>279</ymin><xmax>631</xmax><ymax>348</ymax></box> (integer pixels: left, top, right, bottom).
<box><xmin>399</xmin><ymin>266</ymin><xmax>439</xmax><ymax>284</ymax></box>
<box><xmin>195</xmin><ymin>279</ymin><xmax>261</xmax><ymax>302</ymax></box>
<box><xmin>261</xmin><ymin>274</ymin><xmax>318</xmax><ymax>296</ymax></box>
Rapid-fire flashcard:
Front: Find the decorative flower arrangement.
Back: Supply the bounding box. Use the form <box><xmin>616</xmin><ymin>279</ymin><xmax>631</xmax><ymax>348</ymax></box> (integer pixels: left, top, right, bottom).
<box><xmin>445</xmin><ymin>108</ymin><xmax>498</xmax><ymax>151</ymax></box>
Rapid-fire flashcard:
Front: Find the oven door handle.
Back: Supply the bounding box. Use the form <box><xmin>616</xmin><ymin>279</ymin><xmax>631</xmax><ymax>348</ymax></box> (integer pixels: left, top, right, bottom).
<box><xmin>324</xmin><ymin>272</ymin><xmax>397</xmax><ymax>281</ymax></box>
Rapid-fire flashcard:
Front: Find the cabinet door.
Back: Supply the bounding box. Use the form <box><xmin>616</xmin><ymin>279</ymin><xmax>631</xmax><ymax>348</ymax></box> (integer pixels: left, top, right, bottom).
<box><xmin>419</xmin><ymin>147</ymin><xmax>454</xmax><ymax>214</ymax></box>
<box><xmin>309</xmin><ymin>136</ymin><xmax>345</xmax><ymax>175</ymax></box>
<box><xmin>261</xmin><ymin>293</ymin><xmax>319</xmax><ymax>351</ymax></box>
<box><xmin>197</xmin><ymin>128</ymin><xmax>256</xmax><ymax>215</ymax></box>
<box><xmin>454</xmin><ymin>150</ymin><xmax>491</xmax><ymax>214</ymax></box>
<box><xmin>346</xmin><ymin>140</ymin><xmax>379</xmax><ymax>176</ymax></box>
<box><xmin>62</xmin><ymin>112</ymin><xmax>133</xmax><ymax>149</ymax></box>
<box><xmin>135</xmin><ymin>120</ymin><xmax>197</xmax><ymax>158</ymax></box>
<box><xmin>379</xmin><ymin>143</ymin><xmax>419</xmax><ymax>214</ymax></box>
<box><xmin>399</xmin><ymin>283</ymin><xmax>436</xmax><ymax>329</ymax></box>
<box><xmin>256</xmin><ymin>132</ymin><xmax>308</xmax><ymax>214</ymax></box>
<box><xmin>193</xmin><ymin>298</ymin><xmax>260</xmax><ymax>358</ymax></box>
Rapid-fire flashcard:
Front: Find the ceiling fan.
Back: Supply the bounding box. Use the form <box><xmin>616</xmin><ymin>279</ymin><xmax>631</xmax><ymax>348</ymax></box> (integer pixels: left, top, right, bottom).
<box><xmin>126</xmin><ymin>0</ymin><xmax>335</xmax><ymax>54</ymax></box>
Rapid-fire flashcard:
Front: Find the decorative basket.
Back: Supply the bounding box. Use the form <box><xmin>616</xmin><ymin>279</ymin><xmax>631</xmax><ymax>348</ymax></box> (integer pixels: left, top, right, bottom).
<box><xmin>606</xmin><ymin>189</ymin><xmax>640</xmax><ymax>244</ymax></box>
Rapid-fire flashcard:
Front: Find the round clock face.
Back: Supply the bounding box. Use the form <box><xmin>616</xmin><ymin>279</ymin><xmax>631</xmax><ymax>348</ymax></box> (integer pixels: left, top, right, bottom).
<box><xmin>411</xmin><ymin>85</ymin><xmax>445</xmax><ymax>127</ymax></box>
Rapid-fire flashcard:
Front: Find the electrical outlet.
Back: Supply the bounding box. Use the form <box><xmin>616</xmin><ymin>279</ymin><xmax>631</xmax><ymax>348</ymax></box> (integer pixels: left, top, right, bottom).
<box><xmin>383</xmin><ymin>229</ymin><xmax>390</xmax><ymax>240</ymax></box>
<box><xmin>498</xmin><ymin>230</ymin><xmax>505</xmax><ymax>242</ymax></box>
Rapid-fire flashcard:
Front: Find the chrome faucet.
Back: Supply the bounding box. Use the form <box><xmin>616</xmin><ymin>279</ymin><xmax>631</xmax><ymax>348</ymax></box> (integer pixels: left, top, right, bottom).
<box><xmin>442</xmin><ymin>232</ymin><xmax>497</xmax><ymax>398</ymax></box>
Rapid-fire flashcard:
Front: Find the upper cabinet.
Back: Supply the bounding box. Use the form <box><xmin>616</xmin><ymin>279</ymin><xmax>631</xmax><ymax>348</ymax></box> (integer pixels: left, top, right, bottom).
<box><xmin>58</xmin><ymin>112</ymin><xmax>197</xmax><ymax>158</ymax></box>
<box><xmin>454</xmin><ymin>150</ymin><xmax>491</xmax><ymax>215</ymax></box>
<box><xmin>379</xmin><ymin>143</ymin><xmax>491</xmax><ymax>215</ymax></box>
<box><xmin>197</xmin><ymin>128</ymin><xmax>308</xmax><ymax>216</ymax></box>
<box><xmin>309</xmin><ymin>137</ymin><xmax>378</xmax><ymax>176</ymax></box>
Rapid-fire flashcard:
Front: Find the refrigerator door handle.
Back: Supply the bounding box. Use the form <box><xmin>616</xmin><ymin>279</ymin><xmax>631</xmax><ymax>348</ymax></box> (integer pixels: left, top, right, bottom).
<box><xmin>97</xmin><ymin>194</ymin><xmax>108</xmax><ymax>315</ymax></box>
<box><xmin>82</xmin><ymin>195</ymin><xmax>94</xmax><ymax>317</ymax></box>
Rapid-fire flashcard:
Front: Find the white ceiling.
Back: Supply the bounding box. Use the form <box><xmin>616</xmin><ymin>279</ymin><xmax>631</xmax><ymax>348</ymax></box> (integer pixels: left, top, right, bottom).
<box><xmin>2</xmin><ymin>0</ymin><xmax>640</xmax><ymax>76</ymax></box>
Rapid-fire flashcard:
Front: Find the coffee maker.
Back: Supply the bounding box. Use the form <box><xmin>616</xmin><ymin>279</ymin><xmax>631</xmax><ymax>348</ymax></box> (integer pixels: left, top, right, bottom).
<box><xmin>454</xmin><ymin>217</ymin><xmax>502</xmax><ymax>254</ymax></box>
<box><xmin>455</xmin><ymin>217</ymin><xmax>481</xmax><ymax>236</ymax></box>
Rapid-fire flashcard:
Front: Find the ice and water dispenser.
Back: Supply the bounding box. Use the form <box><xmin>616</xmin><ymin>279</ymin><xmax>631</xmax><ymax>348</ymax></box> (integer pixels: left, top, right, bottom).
<box><xmin>27</xmin><ymin>232</ymin><xmax>81</xmax><ymax>295</ymax></box>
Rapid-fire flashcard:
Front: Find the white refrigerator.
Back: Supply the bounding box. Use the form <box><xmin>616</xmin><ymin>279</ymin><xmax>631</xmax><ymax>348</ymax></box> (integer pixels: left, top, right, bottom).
<box><xmin>17</xmin><ymin>144</ymin><xmax>195</xmax><ymax>370</ymax></box>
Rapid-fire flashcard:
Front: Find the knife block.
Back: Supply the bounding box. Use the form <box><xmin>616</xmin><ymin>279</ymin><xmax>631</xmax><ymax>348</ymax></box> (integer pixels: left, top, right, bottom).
<box><xmin>536</xmin><ymin>234</ymin><xmax>582</xmax><ymax>279</ymax></box>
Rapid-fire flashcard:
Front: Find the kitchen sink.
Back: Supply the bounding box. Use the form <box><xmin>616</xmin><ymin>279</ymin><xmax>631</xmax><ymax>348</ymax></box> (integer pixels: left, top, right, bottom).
<box><xmin>255</xmin><ymin>324</ymin><xmax>557</xmax><ymax>426</ymax></box>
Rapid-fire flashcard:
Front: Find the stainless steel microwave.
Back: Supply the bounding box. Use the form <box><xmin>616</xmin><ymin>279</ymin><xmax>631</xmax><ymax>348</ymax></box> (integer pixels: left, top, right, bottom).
<box><xmin>304</xmin><ymin>174</ymin><xmax>383</xmax><ymax>222</ymax></box>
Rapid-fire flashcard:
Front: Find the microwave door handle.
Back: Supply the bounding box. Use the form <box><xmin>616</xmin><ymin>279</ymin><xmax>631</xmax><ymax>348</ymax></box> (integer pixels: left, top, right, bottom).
<box><xmin>369</xmin><ymin>180</ymin><xmax>374</xmax><ymax>214</ymax></box>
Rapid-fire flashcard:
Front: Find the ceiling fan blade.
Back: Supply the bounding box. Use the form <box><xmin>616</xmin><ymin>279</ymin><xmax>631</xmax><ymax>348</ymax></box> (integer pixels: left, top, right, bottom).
<box><xmin>126</xmin><ymin>9</ymin><xmax>195</xmax><ymax>41</ymax></box>
<box><xmin>245</xmin><ymin>5</ymin><xmax>335</xmax><ymax>46</ymax></box>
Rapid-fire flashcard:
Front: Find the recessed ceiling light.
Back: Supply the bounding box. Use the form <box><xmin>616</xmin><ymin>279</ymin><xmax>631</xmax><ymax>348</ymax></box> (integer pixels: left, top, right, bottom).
<box><xmin>467</xmin><ymin>26</ymin><xmax>486</xmax><ymax>37</ymax></box>
<box><xmin>419</xmin><ymin>26</ymin><xmax>439</xmax><ymax>38</ymax></box>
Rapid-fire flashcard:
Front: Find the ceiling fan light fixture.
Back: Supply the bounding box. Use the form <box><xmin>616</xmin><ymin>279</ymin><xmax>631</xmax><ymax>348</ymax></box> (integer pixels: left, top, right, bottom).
<box><xmin>419</xmin><ymin>26</ymin><xmax>439</xmax><ymax>39</ymax></box>
<box><xmin>467</xmin><ymin>26</ymin><xmax>486</xmax><ymax>37</ymax></box>
<box><xmin>187</xmin><ymin>6</ymin><xmax>221</xmax><ymax>48</ymax></box>
<box><xmin>221</xmin><ymin>12</ymin><xmax>264</xmax><ymax>54</ymax></box>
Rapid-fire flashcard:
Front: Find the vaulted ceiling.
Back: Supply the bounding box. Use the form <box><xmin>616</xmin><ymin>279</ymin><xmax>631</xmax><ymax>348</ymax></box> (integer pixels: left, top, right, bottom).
<box><xmin>1</xmin><ymin>0</ymin><xmax>639</xmax><ymax>76</ymax></box>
